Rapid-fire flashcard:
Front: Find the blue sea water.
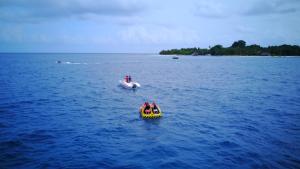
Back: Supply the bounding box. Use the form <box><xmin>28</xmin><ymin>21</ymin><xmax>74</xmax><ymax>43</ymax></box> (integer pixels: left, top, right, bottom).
<box><xmin>0</xmin><ymin>53</ymin><xmax>300</xmax><ymax>169</ymax></box>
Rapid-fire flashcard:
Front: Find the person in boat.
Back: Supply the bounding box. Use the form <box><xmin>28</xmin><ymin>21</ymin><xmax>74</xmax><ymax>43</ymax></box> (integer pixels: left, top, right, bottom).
<box><xmin>144</xmin><ymin>102</ymin><xmax>151</xmax><ymax>114</ymax></box>
<box><xmin>152</xmin><ymin>102</ymin><xmax>159</xmax><ymax>114</ymax></box>
<box><xmin>125</xmin><ymin>75</ymin><xmax>129</xmax><ymax>83</ymax></box>
<box><xmin>128</xmin><ymin>76</ymin><xmax>132</xmax><ymax>83</ymax></box>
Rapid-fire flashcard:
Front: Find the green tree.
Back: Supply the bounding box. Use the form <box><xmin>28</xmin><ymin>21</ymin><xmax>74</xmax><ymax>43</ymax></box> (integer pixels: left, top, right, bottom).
<box><xmin>210</xmin><ymin>45</ymin><xmax>223</xmax><ymax>55</ymax></box>
<box><xmin>159</xmin><ymin>40</ymin><xmax>300</xmax><ymax>56</ymax></box>
<box><xmin>231</xmin><ymin>40</ymin><xmax>246</xmax><ymax>48</ymax></box>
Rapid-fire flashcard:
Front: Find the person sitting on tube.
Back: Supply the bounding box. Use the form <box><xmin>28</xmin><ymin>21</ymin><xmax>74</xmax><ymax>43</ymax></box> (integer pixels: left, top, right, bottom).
<box><xmin>144</xmin><ymin>102</ymin><xmax>151</xmax><ymax>114</ymax></box>
<box><xmin>152</xmin><ymin>102</ymin><xmax>159</xmax><ymax>114</ymax></box>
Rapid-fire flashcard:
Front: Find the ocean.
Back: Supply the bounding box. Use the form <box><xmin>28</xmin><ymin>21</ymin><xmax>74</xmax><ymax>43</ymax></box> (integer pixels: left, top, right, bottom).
<box><xmin>0</xmin><ymin>53</ymin><xmax>300</xmax><ymax>169</ymax></box>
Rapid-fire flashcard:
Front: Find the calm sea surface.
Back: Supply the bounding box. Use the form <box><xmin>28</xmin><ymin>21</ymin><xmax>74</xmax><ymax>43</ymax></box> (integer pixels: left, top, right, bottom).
<box><xmin>0</xmin><ymin>53</ymin><xmax>300</xmax><ymax>169</ymax></box>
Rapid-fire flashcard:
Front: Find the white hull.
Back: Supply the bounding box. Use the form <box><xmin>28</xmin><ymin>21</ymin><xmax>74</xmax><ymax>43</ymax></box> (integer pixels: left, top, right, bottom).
<box><xmin>119</xmin><ymin>80</ymin><xmax>141</xmax><ymax>89</ymax></box>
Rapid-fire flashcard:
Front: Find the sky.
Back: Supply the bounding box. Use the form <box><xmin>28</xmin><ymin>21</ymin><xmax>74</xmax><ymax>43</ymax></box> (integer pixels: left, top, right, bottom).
<box><xmin>0</xmin><ymin>0</ymin><xmax>299</xmax><ymax>53</ymax></box>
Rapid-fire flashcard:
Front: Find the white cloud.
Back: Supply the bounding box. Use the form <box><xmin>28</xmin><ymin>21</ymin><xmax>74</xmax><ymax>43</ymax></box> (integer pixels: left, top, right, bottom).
<box><xmin>0</xmin><ymin>26</ymin><xmax>24</xmax><ymax>43</ymax></box>
<box><xmin>119</xmin><ymin>25</ymin><xmax>201</xmax><ymax>44</ymax></box>
<box><xmin>235</xmin><ymin>26</ymin><xmax>255</xmax><ymax>34</ymax></box>
<box><xmin>194</xmin><ymin>1</ymin><xmax>228</xmax><ymax>18</ymax></box>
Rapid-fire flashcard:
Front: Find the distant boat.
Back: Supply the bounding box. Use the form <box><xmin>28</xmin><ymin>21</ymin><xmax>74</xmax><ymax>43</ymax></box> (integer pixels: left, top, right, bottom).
<box><xmin>172</xmin><ymin>56</ymin><xmax>179</xmax><ymax>59</ymax></box>
<box><xmin>119</xmin><ymin>80</ymin><xmax>141</xmax><ymax>89</ymax></box>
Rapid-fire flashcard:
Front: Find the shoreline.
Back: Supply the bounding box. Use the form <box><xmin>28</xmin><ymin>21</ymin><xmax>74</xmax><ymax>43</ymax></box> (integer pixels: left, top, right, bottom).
<box><xmin>162</xmin><ymin>54</ymin><xmax>300</xmax><ymax>57</ymax></box>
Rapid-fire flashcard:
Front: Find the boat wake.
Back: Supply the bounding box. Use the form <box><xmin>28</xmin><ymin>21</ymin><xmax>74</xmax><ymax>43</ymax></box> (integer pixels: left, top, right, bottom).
<box><xmin>64</xmin><ymin>61</ymin><xmax>87</xmax><ymax>65</ymax></box>
<box><xmin>57</xmin><ymin>61</ymin><xmax>101</xmax><ymax>65</ymax></box>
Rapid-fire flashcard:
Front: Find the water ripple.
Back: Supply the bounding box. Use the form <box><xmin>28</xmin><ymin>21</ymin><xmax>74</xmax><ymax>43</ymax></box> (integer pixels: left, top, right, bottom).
<box><xmin>0</xmin><ymin>53</ymin><xmax>300</xmax><ymax>169</ymax></box>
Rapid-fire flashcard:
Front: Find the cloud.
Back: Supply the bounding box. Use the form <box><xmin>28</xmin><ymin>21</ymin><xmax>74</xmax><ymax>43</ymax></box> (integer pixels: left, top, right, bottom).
<box><xmin>119</xmin><ymin>25</ymin><xmax>201</xmax><ymax>44</ymax></box>
<box><xmin>235</xmin><ymin>26</ymin><xmax>255</xmax><ymax>34</ymax></box>
<box><xmin>244</xmin><ymin>0</ymin><xmax>300</xmax><ymax>16</ymax></box>
<box><xmin>0</xmin><ymin>26</ymin><xmax>24</xmax><ymax>43</ymax></box>
<box><xmin>1</xmin><ymin>0</ymin><xmax>300</xmax><ymax>52</ymax></box>
<box><xmin>194</xmin><ymin>1</ymin><xmax>228</xmax><ymax>18</ymax></box>
<box><xmin>0</xmin><ymin>0</ymin><xmax>145</xmax><ymax>23</ymax></box>
<box><xmin>194</xmin><ymin>0</ymin><xmax>300</xmax><ymax>19</ymax></box>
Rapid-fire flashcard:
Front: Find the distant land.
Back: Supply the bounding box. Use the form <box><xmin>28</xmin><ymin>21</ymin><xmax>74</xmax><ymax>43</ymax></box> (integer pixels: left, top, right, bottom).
<box><xmin>159</xmin><ymin>40</ymin><xmax>300</xmax><ymax>56</ymax></box>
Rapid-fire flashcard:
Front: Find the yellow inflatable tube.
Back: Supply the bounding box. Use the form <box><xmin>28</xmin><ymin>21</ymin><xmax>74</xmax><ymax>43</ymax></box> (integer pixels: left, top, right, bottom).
<box><xmin>139</xmin><ymin>103</ymin><xmax>162</xmax><ymax>118</ymax></box>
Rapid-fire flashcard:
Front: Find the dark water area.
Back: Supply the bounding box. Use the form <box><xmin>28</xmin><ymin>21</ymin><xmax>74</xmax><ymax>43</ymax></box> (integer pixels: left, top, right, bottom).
<box><xmin>0</xmin><ymin>53</ymin><xmax>300</xmax><ymax>169</ymax></box>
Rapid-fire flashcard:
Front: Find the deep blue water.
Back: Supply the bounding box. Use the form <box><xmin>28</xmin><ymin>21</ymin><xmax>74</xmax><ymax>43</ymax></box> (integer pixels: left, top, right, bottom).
<box><xmin>0</xmin><ymin>53</ymin><xmax>300</xmax><ymax>169</ymax></box>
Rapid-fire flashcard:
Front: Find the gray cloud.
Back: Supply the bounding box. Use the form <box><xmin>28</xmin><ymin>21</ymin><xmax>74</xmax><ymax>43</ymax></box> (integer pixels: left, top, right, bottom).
<box><xmin>194</xmin><ymin>0</ymin><xmax>300</xmax><ymax>19</ymax></box>
<box><xmin>244</xmin><ymin>0</ymin><xmax>300</xmax><ymax>16</ymax></box>
<box><xmin>0</xmin><ymin>0</ymin><xmax>145</xmax><ymax>22</ymax></box>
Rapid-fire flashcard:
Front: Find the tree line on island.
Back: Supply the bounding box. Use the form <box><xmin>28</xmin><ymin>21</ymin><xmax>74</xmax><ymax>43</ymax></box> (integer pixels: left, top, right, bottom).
<box><xmin>159</xmin><ymin>40</ymin><xmax>300</xmax><ymax>56</ymax></box>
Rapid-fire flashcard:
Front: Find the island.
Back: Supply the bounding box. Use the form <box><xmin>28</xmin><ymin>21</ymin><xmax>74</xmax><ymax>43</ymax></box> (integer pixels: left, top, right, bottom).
<box><xmin>159</xmin><ymin>40</ymin><xmax>300</xmax><ymax>56</ymax></box>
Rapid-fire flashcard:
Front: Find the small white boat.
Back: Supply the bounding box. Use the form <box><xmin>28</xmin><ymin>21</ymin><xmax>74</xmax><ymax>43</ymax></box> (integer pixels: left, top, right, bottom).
<box><xmin>119</xmin><ymin>80</ymin><xmax>141</xmax><ymax>89</ymax></box>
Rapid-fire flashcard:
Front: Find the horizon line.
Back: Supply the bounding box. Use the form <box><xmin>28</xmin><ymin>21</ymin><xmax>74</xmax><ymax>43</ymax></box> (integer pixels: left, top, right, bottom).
<box><xmin>0</xmin><ymin>52</ymin><xmax>159</xmax><ymax>54</ymax></box>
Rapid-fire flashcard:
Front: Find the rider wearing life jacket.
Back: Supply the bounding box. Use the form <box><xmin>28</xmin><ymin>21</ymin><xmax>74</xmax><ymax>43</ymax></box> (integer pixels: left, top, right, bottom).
<box><xmin>125</xmin><ymin>75</ymin><xmax>129</xmax><ymax>83</ymax></box>
<box><xmin>152</xmin><ymin>102</ymin><xmax>159</xmax><ymax>114</ymax></box>
<box><xmin>144</xmin><ymin>102</ymin><xmax>151</xmax><ymax>114</ymax></box>
<box><xmin>128</xmin><ymin>76</ymin><xmax>132</xmax><ymax>83</ymax></box>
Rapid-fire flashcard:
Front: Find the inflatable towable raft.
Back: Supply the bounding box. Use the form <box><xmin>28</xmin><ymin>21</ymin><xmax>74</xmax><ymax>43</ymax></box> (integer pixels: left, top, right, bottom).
<box><xmin>139</xmin><ymin>103</ymin><xmax>162</xmax><ymax>118</ymax></box>
<box><xmin>119</xmin><ymin>80</ymin><xmax>141</xmax><ymax>89</ymax></box>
